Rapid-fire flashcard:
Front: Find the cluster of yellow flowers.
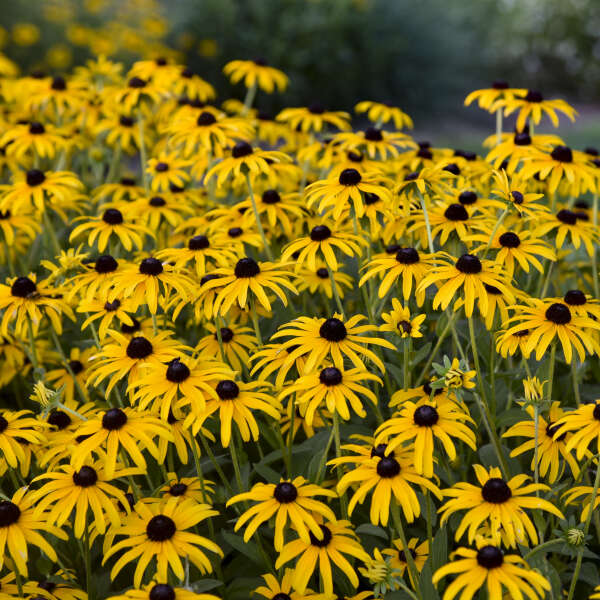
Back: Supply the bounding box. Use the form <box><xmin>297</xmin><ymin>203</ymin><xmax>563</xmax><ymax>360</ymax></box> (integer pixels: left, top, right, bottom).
<box><xmin>0</xmin><ymin>34</ymin><xmax>600</xmax><ymax>600</ymax></box>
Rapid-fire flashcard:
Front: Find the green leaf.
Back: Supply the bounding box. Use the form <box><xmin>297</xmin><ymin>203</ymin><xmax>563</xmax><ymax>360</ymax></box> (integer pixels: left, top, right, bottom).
<box><xmin>192</xmin><ymin>579</ymin><xmax>224</xmax><ymax>592</ymax></box>
<box><xmin>221</xmin><ymin>532</ymin><xmax>264</xmax><ymax>567</ymax></box>
<box><xmin>252</xmin><ymin>461</ymin><xmax>280</xmax><ymax>483</ymax></box>
<box><xmin>431</xmin><ymin>527</ymin><xmax>448</xmax><ymax>571</ymax></box>
<box><xmin>355</xmin><ymin>523</ymin><xmax>389</xmax><ymax>540</ymax></box>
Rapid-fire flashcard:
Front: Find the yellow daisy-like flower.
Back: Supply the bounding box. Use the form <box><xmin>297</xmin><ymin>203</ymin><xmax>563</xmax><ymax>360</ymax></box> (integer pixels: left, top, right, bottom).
<box><xmin>433</xmin><ymin>540</ymin><xmax>551</xmax><ymax>600</ymax></box>
<box><xmin>0</xmin><ymin>487</ymin><xmax>67</xmax><ymax>575</ymax></box>
<box><xmin>158</xmin><ymin>473</ymin><xmax>215</xmax><ymax>504</ymax></box>
<box><xmin>417</xmin><ymin>252</ymin><xmax>514</xmax><ymax>318</ymax></box>
<box><xmin>0</xmin><ymin>120</ymin><xmax>64</xmax><ymax>163</ymax></box>
<box><xmin>205</xmin><ymin>141</ymin><xmax>291</xmax><ymax>188</ymax></box>
<box><xmin>490</xmin><ymin>168</ymin><xmax>548</xmax><ymax>218</ymax></box>
<box><xmin>554</xmin><ymin>400</ymin><xmax>600</xmax><ymax>460</ymax></box>
<box><xmin>272</xmin><ymin>314</ymin><xmax>395</xmax><ymax>373</ymax></box>
<box><xmin>108</xmin><ymin>581</ymin><xmax>220</xmax><ymax>600</ymax></box>
<box><xmin>380</xmin><ymin>299</ymin><xmax>425</xmax><ymax>338</ymax></box>
<box><xmin>279</xmin><ymin>364</ymin><xmax>381</xmax><ymax>425</ymax></box>
<box><xmin>504</xmin><ymin>402</ymin><xmax>580</xmax><ymax>483</ymax></box>
<box><xmin>30</xmin><ymin>460</ymin><xmax>138</xmax><ymax>538</ymax></box>
<box><xmin>0</xmin><ymin>273</ymin><xmax>74</xmax><ymax>336</ymax></box>
<box><xmin>277</xmin><ymin>103</ymin><xmax>351</xmax><ymax>133</ymax></box>
<box><xmin>0</xmin><ymin>409</ymin><xmax>46</xmax><ymax>468</ymax></box>
<box><xmin>254</xmin><ymin>569</ymin><xmax>321</xmax><ymax>600</ymax></box>
<box><xmin>295</xmin><ymin>262</ymin><xmax>354</xmax><ymax>300</ymax></box>
<box><xmin>383</xmin><ymin>537</ymin><xmax>429</xmax><ymax>579</ymax></box>
<box><xmin>355</xmin><ymin>100</ymin><xmax>413</xmax><ymax>129</ymax></box>
<box><xmin>200</xmin><ymin>257</ymin><xmax>297</xmax><ymax>316</ymax></box>
<box><xmin>281</xmin><ymin>222</ymin><xmax>367</xmax><ymax>273</ymax></box>
<box><xmin>195</xmin><ymin>320</ymin><xmax>257</xmax><ymax>372</ymax></box>
<box><xmin>505</xmin><ymin>300</ymin><xmax>600</xmax><ymax>363</ymax></box>
<box><xmin>491</xmin><ymin>89</ymin><xmax>577</xmax><ymax>131</ymax></box>
<box><xmin>333</xmin><ymin>449</ymin><xmax>441</xmax><ymax>525</ymax></box>
<box><xmin>305</xmin><ymin>168</ymin><xmax>393</xmax><ymax>219</ymax></box>
<box><xmin>464</xmin><ymin>81</ymin><xmax>526</xmax><ymax>111</ymax></box>
<box><xmin>185</xmin><ymin>378</ymin><xmax>280</xmax><ymax>446</ymax></box>
<box><xmin>71</xmin><ymin>406</ymin><xmax>172</xmax><ymax>478</ymax></box>
<box><xmin>439</xmin><ymin>464</ymin><xmax>564</xmax><ymax>547</ymax></box>
<box><xmin>103</xmin><ymin>497</ymin><xmax>222</xmax><ymax>587</ymax></box>
<box><xmin>223</xmin><ymin>58</ymin><xmax>288</xmax><ymax>93</ymax></box>
<box><xmin>534</xmin><ymin>207</ymin><xmax>598</xmax><ymax>256</ymax></box>
<box><xmin>146</xmin><ymin>152</ymin><xmax>192</xmax><ymax>192</ymax></box>
<box><xmin>70</xmin><ymin>208</ymin><xmax>153</xmax><ymax>252</ymax></box>
<box><xmin>375</xmin><ymin>394</ymin><xmax>476</xmax><ymax>477</ymax></box>
<box><xmin>275</xmin><ymin>520</ymin><xmax>369</xmax><ymax>594</ymax></box>
<box><xmin>227</xmin><ymin>477</ymin><xmax>336</xmax><ymax>551</ymax></box>
<box><xmin>360</xmin><ymin>246</ymin><xmax>437</xmax><ymax>305</ymax></box>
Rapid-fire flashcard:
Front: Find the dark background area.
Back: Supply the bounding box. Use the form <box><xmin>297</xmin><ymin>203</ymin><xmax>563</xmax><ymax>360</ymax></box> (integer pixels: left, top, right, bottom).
<box><xmin>3</xmin><ymin>0</ymin><xmax>600</xmax><ymax>148</ymax></box>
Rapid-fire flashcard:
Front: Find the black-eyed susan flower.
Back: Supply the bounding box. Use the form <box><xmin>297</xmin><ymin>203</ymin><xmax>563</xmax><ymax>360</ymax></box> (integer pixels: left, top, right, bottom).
<box><xmin>281</xmin><ymin>222</ymin><xmax>367</xmax><ymax>273</ymax></box>
<box><xmin>272</xmin><ymin>314</ymin><xmax>395</xmax><ymax>373</ymax></box>
<box><xmin>433</xmin><ymin>539</ymin><xmax>551</xmax><ymax>600</ymax></box>
<box><xmin>375</xmin><ymin>395</ymin><xmax>476</xmax><ymax>477</ymax></box>
<box><xmin>275</xmin><ymin>520</ymin><xmax>369</xmax><ymax>594</ymax></box>
<box><xmin>383</xmin><ymin>537</ymin><xmax>429</xmax><ymax>579</ymax></box>
<box><xmin>223</xmin><ymin>58</ymin><xmax>288</xmax><ymax>93</ymax></box>
<box><xmin>295</xmin><ymin>263</ymin><xmax>354</xmax><ymax>300</ymax></box>
<box><xmin>0</xmin><ymin>409</ymin><xmax>46</xmax><ymax>468</ymax></box>
<box><xmin>250</xmin><ymin>343</ymin><xmax>308</xmax><ymax>389</ymax></box>
<box><xmin>305</xmin><ymin>168</ymin><xmax>393</xmax><ymax>219</ymax></box>
<box><xmin>495</xmin><ymin>327</ymin><xmax>533</xmax><ymax>359</ymax></box>
<box><xmin>254</xmin><ymin>570</ymin><xmax>321</xmax><ymax>600</ymax></box>
<box><xmin>0</xmin><ymin>207</ymin><xmax>40</xmax><ymax>245</ymax></box>
<box><xmin>359</xmin><ymin>247</ymin><xmax>437</xmax><ymax>305</ymax></box>
<box><xmin>195</xmin><ymin>320</ymin><xmax>257</xmax><ymax>372</ymax></box>
<box><xmin>70</xmin><ymin>208</ymin><xmax>153</xmax><ymax>252</ymax></box>
<box><xmin>46</xmin><ymin>346</ymin><xmax>94</xmax><ymax>403</ymax></box>
<box><xmin>146</xmin><ymin>152</ymin><xmax>192</xmax><ymax>192</ymax></box>
<box><xmin>355</xmin><ymin>100</ymin><xmax>413</xmax><ymax>129</ymax></box>
<box><xmin>380</xmin><ymin>299</ymin><xmax>425</xmax><ymax>338</ymax></box>
<box><xmin>469</xmin><ymin>225</ymin><xmax>556</xmax><ymax>276</ymax></box>
<box><xmin>277</xmin><ymin>103</ymin><xmax>351</xmax><ymax>133</ymax></box>
<box><xmin>439</xmin><ymin>465</ymin><xmax>564</xmax><ymax>547</ymax></box>
<box><xmin>336</xmin><ymin>127</ymin><xmax>416</xmax><ymax>160</ymax></box>
<box><xmin>334</xmin><ymin>450</ymin><xmax>441</xmax><ymax>525</ymax></box>
<box><xmin>563</xmin><ymin>483</ymin><xmax>600</xmax><ymax>523</ymax></box>
<box><xmin>185</xmin><ymin>378</ymin><xmax>280</xmax><ymax>446</ymax></box>
<box><xmin>492</xmin><ymin>89</ymin><xmax>577</xmax><ymax>132</ymax></box>
<box><xmin>110</xmin><ymin>76</ymin><xmax>166</xmax><ymax>112</ymax></box>
<box><xmin>108</xmin><ymin>581</ymin><xmax>220</xmax><ymax>600</ymax></box>
<box><xmin>158</xmin><ymin>473</ymin><xmax>215</xmax><ymax>504</ymax></box>
<box><xmin>0</xmin><ymin>120</ymin><xmax>65</xmax><ymax>163</ymax></box>
<box><xmin>104</xmin><ymin>498</ymin><xmax>222</xmax><ymax>587</ymax></box>
<box><xmin>200</xmin><ymin>257</ymin><xmax>297</xmax><ymax>316</ymax></box>
<box><xmin>66</xmin><ymin>254</ymin><xmax>123</xmax><ymax>301</ymax></box>
<box><xmin>503</xmin><ymin>402</ymin><xmax>580</xmax><ymax>483</ymax></box>
<box><xmin>30</xmin><ymin>461</ymin><xmax>138</xmax><ymax>538</ymax></box>
<box><xmin>535</xmin><ymin>207</ymin><xmax>598</xmax><ymax>256</ymax></box>
<box><xmin>71</xmin><ymin>407</ymin><xmax>172</xmax><ymax>478</ymax></box>
<box><xmin>86</xmin><ymin>329</ymin><xmax>187</xmax><ymax>393</ymax></box>
<box><xmin>0</xmin><ymin>487</ymin><xmax>67</xmax><ymax>575</ymax></box>
<box><xmin>129</xmin><ymin>356</ymin><xmax>232</xmax><ymax>420</ymax></box>
<box><xmin>490</xmin><ymin>168</ymin><xmax>548</xmax><ymax>218</ymax></box>
<box><xmin>464</xmin><ymin>81</ymin><xmax>525</xmax><ymax>111</ymax></box>
<box><xmin>505</xmin><ymin>300</ymin><xmax>600</xmax><ymax>363</ymax></box>
<box><xmin>554</xmin><ymin>400</ymin><xmax>600</xmax><ymax>460</ymax></box>
<box><xmin>0</xmin><ymin>274</ymin><xmax>74</xmax><ymax>336</ymax></box>
<box><xmin>205</xmin><ymin>142</ymin><xmax>291</xmax><ymax>188</ymax></box>
<box><xmin>418</xmin><ymin>252</ymin><xmax>514</xmax><ymax>318</ymax></box>
<box><xmin>77</xmin><ymin>296</ymin><xmax>136</xmax><ymax>340</ymax></box>
<box><xmin>227</xmin><ymin>477</ymin><xmax>336</xmax><ymax>550</ymax></box>
<box><xmin>520</xmin><ymin>145</ymin><xmax>596</xmax><ymax>196</ymax></box>
<box><xmin>1</xmin><ymin>169</ymin><xmax>84</xmax><ymax>215</ymax></box>
<box><xmin>108</xmin><ymin>257</ymin><xmax>195</xmax><ymax>314</ymax></box>
<box><xmin>279</xmin><ymin>365</ymin><xmax>381</xmax><ymax>425</ymax></box>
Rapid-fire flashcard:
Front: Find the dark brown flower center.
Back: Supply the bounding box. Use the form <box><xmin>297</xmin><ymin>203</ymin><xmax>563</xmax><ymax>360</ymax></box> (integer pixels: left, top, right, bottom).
<box><xmin>309</xmin><ymin>524</ymin><xmax>332</xmax><ymax>547</ymax></box>
<box><xmin>216</xmin><ymin>380</ymin><xmax>239</xmax><ymax>400</ymax></box>
<box><xmin>126</xmin><ymin>337</ymin><xmax>153</xmax><ymax>359</ymax></box>
<box><xmin>545</xmin><ymin>303</ymin><xmax>571</xmax><ymax>325</ymax></box>
<box><xmin>234</xmin><ymin>257</ymin><xmax>260</xmax><ymax>278</ymax></box>
<box><xmin>481</xmin><ymin>478</ymin><xmax>511</xmax><ymax>503</ymax></box>
<box><xmin>73</xmin><ymin>466</ymin><xmax>98</xmax><ymax>487</ymax></box>
<box><xmin>477</xmin><ymin>545</ymin><xmax>504</xmax><ymax>569</ymax></box>
<box><xmin>455</xmin><ymin>254</ymin><xmax>482</xmax><ymax>274</ymax></box>
<box><xmin>146</xmin><ymin>515</ymin><xmax>176</xmax><ymax>541</ymax></box>
<box><xmin>413</xmin><ymin>405</ymin><xmax>439</xmax><ymax>426</ymax></box>
<box><xmin>377</xmin><ymin>456</ymin><xmax>401</xmax><ymax>478</ymax></box>
<box><xmin>274</xmin><ymin>482</ymin><xmax>298</xmax><ymax>503</ymax></box>
<box><xmin>11</xmin><ymin>277</ymin><xmax>36</xmax><ymax>298</ymax></box>
<box><xmin>319</xmin><ymin>318</ymin><xmax>347</xmax><ymax>342</ymax></box>
<box><xmin>319</xmin><ymin>367</ymin><xmax>343</xmax><ymax>386</ymax></box>
<box><xmin>0</xmin><ymin>501</ymin><xmax>21</xmax><ymax>527</ymax></box>
<box><xmin>102</xmin><ymin>408</ymin><xmax>128</xmax><ymax>430</ymax></box>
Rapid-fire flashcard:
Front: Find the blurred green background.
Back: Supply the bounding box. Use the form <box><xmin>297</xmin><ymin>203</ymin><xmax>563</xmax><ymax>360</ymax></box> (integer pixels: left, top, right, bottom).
<box><xmin>3</xmin><ymin>0</ymin><xmax>600</xmax><ymax>148</ymax></box>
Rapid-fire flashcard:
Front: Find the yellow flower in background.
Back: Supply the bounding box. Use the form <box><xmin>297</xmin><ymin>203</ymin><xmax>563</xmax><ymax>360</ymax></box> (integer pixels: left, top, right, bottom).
<box><xmin>12</xmin><ymin>23</ymin><xmax>40</xmax><ymax>46</ymax></box>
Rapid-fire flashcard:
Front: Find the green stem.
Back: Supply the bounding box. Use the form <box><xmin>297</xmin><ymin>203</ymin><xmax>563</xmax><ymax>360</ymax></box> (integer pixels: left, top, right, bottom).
<box><xmin>245</xmin><ymin>173</ymin><xmax>273</xmax><ymax>261</ymax></box>
<box><xmin>287</xmin><ymin>403</ymin><xmax>295</xmax><ymax>478</ymax></box>
<box><xmin>84</xmin><ymin>515</ymin><xmax>93</xmax><ymax>600</ymax></box>
<box><xmin>27</xmin><ymin>317</ymin><xmax>39</xmax><ymax>371</ymax></box>
<box><xmin>105</xmin><ymin>145</ymin><xmax>122</xmax><ymax>185</ymax></box>
<box><xmin>229</xmin><ymin>434</ymin><xmax>244</xmax><ymax>494</ymax></box>
<box><xmin>592</xmin><ymin>193</ymin><xmax>599</xmax><ymax>298</ymax></box>
<box><xmin>327</xmin><ymin>266</ymin><xmax>345</xmax><ymax>318</ymax></box>
<box><xmin>316</xmin><ymin>423</ymin><xmax>336</xmax><ymax>484</ymax></box>
<box><xmin>249</xmin><ymin>299</ymin><xmax>263</xmax><ymax>346</ymax></box>
<box><xmin>50</xmin><ymin>328</ymin><xmax>88</xmax><ymax>404</ymax></box>
<box><xmin>495</xmin><ymin>108</ymin><xmax>503</xmax><ymax>146</ymax></box>
<box><xmin>417</xmin><ymin>190</ymin><xmax>434</xmax><ymax>254</ymax></box>
<box><xmin>198</xmin><ymin>432</ymin><xmax>235</xmax><ymax>496</ymax></box>
<box><xmin>416</xmin><ymin>312</ymin><xmax>458</xmax><ymax>385</ymax></box>
<box><xmin>533</xmin><ymin>405</ymin><xmax>540</xmax><ymax>493</ymax></box>
<box><xmin>214</xmin><ymin>315</ymin><xmax>227</xmax><ymax>363</ymax></box>
<box><xmin>242</xmin><ymin>82</ymin><xmax>258</xmax><ymax>114</ymax></box>
<box><xmin>43</xmin><ymin>210</ymin><xmax>62</xmax><ymax>257</ymax></box>
<box><xmin>14</xmin><ymin>569</ymin><xmax>24</xmax><ymax>598</ymax></box>
<box><xmin>3</xmin><ymin>239</ymin><xmax>14</xmax><ymax>276</ymax></box>
<box><xmin>390</xmin><ymin>502</ymin><xmax>421</xmax><ymax>599</ymax></box>
<box><xmin>332</xmin><ymin>411</ymin><xmax>348</xmax><ymax>518</ymax></box>
<box><xmin>481</xmin><ymin>207</ymin><xmax>508</xmax><ymax>260</ymax></box>
<box><xmin>571</xmin><ymin>360</ymin><xmax>581</xmax><ymax>407</ymax></box>
<box><xmin>567</xmin><ymin>465</ymin><xmax>600</xmax><ymax>600</ymax></box>
<box><xmin>547</xmin><ymin>342</ymin><xmax>556</xmax><ymax>404</ymax></box>
<box><xmin>403</xmin><ymin>338</ymin><xmax>411</xmax><ymax>390</ymax></box>
<box><xmin>138</xmin><ymin>115</ymin><xmax>149</xmax><ymax>193</ymax></box>
<box><xmin>523</xmin><ymin>539</ymin><xmax>564</xmax><ymax>562</ymax></box>
<box><xmin>468</xmin><ymin>316</ymin><xmax>510</xmax><ymax>478</ymax></box>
